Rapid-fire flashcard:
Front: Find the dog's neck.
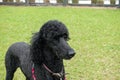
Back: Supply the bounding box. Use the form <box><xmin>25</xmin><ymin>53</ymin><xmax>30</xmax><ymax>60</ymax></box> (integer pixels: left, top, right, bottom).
<box><xmin>43</xmin><ymin>47</ymin><xmax>64</xmax><ymax>73</ymax></box>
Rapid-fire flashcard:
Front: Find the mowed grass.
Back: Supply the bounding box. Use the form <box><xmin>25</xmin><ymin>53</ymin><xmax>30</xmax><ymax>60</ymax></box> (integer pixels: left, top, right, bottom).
<box><xmin>0</xmin><ymin>6</ymin><xmax>120</xmax><ymax>80</ymax></box>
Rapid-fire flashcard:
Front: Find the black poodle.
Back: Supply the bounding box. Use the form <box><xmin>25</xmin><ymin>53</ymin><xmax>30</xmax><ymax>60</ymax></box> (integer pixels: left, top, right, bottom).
<box><xmin>5</xmin><ymin>20</ymin><xmax>75</xmax><ymax>80</ymax></box>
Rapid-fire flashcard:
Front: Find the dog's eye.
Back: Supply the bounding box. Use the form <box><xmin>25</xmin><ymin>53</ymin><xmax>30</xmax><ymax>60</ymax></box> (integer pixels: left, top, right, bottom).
<box><xmin>63</xmin><ymin>35</ymin><xmax>67</xmax><ymax>39</ymax></box>
<box><xmin>63</xmin><ymin>35</ymin><xmax>70</xmax><ymax>41</ymax></box>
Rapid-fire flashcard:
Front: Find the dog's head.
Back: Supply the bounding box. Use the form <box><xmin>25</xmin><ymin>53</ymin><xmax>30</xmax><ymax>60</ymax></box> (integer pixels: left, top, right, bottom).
<box><xmin>31</xmin><ymin>20</ymin><xmax>75</xmax><ymax>64</ymax></box>
<box><xmin>39</xmin><ymin>20</ymin><xmax>75</xmax><ymax>60</ymax></box>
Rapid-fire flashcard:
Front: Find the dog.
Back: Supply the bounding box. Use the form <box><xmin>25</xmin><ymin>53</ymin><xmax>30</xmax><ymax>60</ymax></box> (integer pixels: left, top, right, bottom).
<box><xmin>5</xmin><ymin>20</ymin><xmax>75</xmax><ymax>80</ymax></box>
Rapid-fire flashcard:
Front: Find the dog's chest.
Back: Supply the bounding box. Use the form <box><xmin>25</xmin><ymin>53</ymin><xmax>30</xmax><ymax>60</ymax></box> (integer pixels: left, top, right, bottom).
<box><xmin>34</xmin><ymin>66</ymin><xmax>63</xmax><ymax>80</ymax></box>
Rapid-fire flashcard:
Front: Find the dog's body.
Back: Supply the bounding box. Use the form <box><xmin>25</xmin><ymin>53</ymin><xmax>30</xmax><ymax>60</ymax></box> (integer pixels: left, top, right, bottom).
<box><xmin>5</xmin><ymin>42</ymin><xmax>32</xmax><ymax>80</ymax></box>
<box><xmin>5</xmin><ymin>20</ymin><xmax>75</xmax><ymax>80</ymax></box>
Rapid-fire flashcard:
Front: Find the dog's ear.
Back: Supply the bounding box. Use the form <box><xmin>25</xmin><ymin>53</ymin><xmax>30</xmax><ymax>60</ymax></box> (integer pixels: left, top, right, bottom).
<box><xmin>30</xmin><ymin>32</ymin><xmax>43</xmax><ymax>65</ymax></box>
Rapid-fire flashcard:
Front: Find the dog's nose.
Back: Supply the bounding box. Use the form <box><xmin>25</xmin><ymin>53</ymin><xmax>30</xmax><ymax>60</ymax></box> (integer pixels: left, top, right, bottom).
<box><xmin>68</xmin><ymin>49</ymin><xmax>75</xmax><ymax>58</ymax></box>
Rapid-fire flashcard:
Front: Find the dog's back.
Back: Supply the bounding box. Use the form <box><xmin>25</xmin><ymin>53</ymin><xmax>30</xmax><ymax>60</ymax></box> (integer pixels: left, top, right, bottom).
<box><xmin>5</xmin><ymin>42</ymin><xmax>31</xmax><ymax>80</ymax></box>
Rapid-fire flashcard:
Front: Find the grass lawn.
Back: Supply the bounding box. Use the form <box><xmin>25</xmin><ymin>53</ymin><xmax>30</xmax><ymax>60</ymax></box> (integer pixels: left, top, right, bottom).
<box><xmin>0</xmin><ymin>6</ymin><xmax>120</xmax><ymax>80</ymax></box>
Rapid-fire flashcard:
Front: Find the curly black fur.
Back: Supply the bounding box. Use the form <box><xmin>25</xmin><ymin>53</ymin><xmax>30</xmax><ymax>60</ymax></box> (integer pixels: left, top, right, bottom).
<box><xmin>5</xmin><ymin>20</ymin><xmax>75</xmax><ymax>80</ymax></box>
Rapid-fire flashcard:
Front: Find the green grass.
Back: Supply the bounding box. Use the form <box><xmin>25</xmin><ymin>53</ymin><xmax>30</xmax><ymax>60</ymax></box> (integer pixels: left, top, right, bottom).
<box><xmin>0</xmin><ymin>6</ymin><xmax>120</xmax><ymax>80</ymax></box>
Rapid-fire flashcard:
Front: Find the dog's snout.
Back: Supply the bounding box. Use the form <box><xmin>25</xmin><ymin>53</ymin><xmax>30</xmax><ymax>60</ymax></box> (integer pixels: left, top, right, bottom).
<box><xmin>68</xmin><ymin>49</ymin><xmax>75</xmax><ymax>58</ymax></box>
